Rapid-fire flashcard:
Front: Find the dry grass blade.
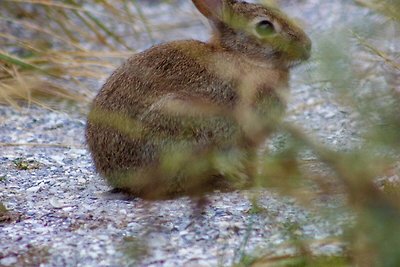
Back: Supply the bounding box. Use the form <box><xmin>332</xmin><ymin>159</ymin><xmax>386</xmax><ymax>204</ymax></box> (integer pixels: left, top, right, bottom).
<box><xmin>0</xmin><ymin>33</ymin><xmax>43</xmax><ymax>53</ymax></box>
<box><xmin>0</xmin><ymin>51</ymin><xmax>47</xmax><ymax>73</ymax></box>
<box><xmin>0</xmin><ymin>75</ymin><xmax>88</xmax><ymax>107</ymax></box>
<box><xmin>351</xmin><ymin>31</ymin><xmax>400</xmax><ymax>71</ymax></box>
<box><xmin>0</xmin><ymin>45</ymin><xmax>128</xmax><ymax>105</ymax></box>
<box><xmin>0</xmin><ymin>52</ymin><xmax>90</xmax><ymax>107</ymax></box>
<box><xmin>354</xmin><ymin>0</ymin><xmax>400</xmax><ymax>21</ymax></box>
<box><xmin>0</xmin><ymin>16</ymin><xmax>87</xmax><ymax>51</ymax></box>
<box><xmin>129</xmin><ymin>0</ymin><xmax>154</xmax><ymax>43</ymax></box>
<box><xmin>4</xmin><ymin>0</ymin><xmax>134</xmax><ymax>24</ymax></box>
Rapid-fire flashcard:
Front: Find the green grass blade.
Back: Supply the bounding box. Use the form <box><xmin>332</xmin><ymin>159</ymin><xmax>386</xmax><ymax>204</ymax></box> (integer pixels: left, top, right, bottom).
<box><xmin>0</xmin><ymin>52</ymin><xmax>45</xmax><ymax>73</ymax></box>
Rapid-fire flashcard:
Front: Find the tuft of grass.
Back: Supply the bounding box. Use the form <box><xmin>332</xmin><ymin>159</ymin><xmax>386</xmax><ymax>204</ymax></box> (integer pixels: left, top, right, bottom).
<box><xmin>233</xmin><ymin>0</ymin><xmax>400</xmax><ymax>266</ymax></box>
<box><xmin>13</xmin><ymin>158</ymin><xmax>41</xmax><ymax>170</ymax></box>
<box><xmin>0</xmin><ymin>0</ymin><xmax>178</xmax><ymax>107</ymax></box>
<box><xmin>0</xmin><ymin>202</ymin><xmax>8</xmax><ymax>216</ymax></box>
<box><xmin>0</xmin><ymin>202</ymin><xmax>23</xmax><ymax>224</ymax></box>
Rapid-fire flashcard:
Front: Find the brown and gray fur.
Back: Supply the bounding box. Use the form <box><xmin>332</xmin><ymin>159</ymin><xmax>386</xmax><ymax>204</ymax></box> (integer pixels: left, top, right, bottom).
<box><xmin>85</xmin><ymin>0</ymin><xmax>311</xmax><ymax>200</ymax></box>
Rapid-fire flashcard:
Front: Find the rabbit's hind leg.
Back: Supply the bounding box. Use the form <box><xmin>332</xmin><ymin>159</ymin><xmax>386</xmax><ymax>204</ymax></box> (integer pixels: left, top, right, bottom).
<box><xmin>139</xmin><ymin>93</ymin><xmax>247</xmax><ymax>196</ymax></box>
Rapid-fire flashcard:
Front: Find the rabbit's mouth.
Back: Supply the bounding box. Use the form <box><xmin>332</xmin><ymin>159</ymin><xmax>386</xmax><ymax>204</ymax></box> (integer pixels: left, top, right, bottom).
<box><xmin>268</xmin><ymin>53</ymin><xmax>306</xmax><ymax>69</ymax></box>
<box><xmin>281</xmin><ymin>47</ymin><xmax>311</xmax><ymax>68</ymax></box>
<box><xmin>263</xmin><ymin>46</ymin><xmax>309</xmax><ymax>69</ymax></box>
<box><xmin>287</xmin><ymin>59</ymin><xmax>305</xmax><ymax>68</ymax></box>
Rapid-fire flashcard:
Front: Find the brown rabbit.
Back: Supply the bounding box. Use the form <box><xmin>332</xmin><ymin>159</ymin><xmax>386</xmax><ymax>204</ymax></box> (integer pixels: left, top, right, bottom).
<box><xmin>85</xmin><ymin>0</ymin><xmax>311</xmax><ymax>200</ymax></box>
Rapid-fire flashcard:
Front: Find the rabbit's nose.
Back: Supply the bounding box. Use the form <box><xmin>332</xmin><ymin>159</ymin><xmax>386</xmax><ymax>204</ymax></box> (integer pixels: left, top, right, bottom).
<box><xmin>301</xmin><ymin>37</ymin><xmax>312</xmax><ymax>60</ymax></box>
<box><xmin>305</xmin><ymin>39</ymin><xmax>312</xmax><ymax>53</ymax></box>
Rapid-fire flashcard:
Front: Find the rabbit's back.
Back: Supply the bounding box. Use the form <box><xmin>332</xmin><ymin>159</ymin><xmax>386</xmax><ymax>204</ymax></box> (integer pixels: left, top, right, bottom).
<box><xmin>94</xmin><ymin>40</ymin><xmax>240</xmax><ymax>114</ymax></box>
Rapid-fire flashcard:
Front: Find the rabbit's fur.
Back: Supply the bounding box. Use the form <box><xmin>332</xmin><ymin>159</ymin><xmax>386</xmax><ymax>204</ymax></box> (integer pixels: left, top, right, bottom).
<box><xmin>86</xmin><ymin>0</ymin><xmax>311</xmax><ymax>199</ymax></box>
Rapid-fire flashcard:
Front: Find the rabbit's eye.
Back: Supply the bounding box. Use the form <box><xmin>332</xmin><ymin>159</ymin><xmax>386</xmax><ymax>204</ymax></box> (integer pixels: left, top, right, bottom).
<box><xmin>255</xmin><ymin>20</ymin><xmax>275</xmax><ymax>36</ymax></box>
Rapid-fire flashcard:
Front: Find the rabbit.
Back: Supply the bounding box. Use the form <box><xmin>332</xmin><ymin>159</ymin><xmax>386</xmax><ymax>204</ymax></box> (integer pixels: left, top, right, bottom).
<box><xmin>85</xmin><ymin>0</ymin><xmax>311</xmax><ymax>200</ymax></box>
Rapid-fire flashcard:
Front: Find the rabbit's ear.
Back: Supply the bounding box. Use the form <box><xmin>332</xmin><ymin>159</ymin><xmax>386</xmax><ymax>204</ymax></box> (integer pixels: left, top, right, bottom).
<box><xmin>192</xmin><ymin>0</ymin><xmax>228</xmax><ymax>20</ymax></box>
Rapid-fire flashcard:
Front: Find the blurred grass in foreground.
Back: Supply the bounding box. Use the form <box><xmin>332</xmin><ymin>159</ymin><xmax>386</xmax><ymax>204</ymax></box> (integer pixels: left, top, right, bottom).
<box><xmin>234</xmin><ymin>0</ymin><xmax>400</xmax><ymax>266</ymax></box>
<box><xmin>1</xmin><ymin>0</ymin><xmax>400</xmax><ymax>267</ymax></box>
